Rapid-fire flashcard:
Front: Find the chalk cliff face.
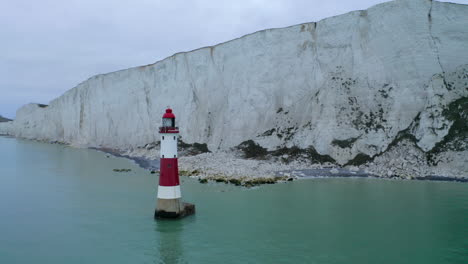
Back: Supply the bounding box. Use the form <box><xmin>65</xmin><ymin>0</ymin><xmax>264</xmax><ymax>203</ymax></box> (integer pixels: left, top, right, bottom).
<box><xmin>1</xmin><ymin>0</ymin><xmax>467</xmax><ymax>173</ymax></box>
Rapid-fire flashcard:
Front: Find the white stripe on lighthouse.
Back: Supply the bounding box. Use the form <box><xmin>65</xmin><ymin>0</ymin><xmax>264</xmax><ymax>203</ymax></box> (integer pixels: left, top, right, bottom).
<box><xmin>157</xmin><ymin>185</ymin><xmax>182</xmax><ymax>199</ymax></box>
<box><xmin>160</xmin><ymin>133</ymin><xmax>178</xmax><ymax>158</ymax></box>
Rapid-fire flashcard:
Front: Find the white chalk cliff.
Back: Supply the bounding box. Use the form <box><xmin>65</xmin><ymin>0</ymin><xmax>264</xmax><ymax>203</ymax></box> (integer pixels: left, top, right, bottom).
<box><xmin>1</xmin><ymin>0</ymin><xmax>467</xmax><ymax>176</ymax></box>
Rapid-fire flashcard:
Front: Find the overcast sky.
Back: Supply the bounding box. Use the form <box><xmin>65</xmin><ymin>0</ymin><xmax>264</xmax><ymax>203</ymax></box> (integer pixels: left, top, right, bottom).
<box><xmin>0</xmin><ymin>0</ymin><xmax>465</xmax><ymax>118</ymax></box>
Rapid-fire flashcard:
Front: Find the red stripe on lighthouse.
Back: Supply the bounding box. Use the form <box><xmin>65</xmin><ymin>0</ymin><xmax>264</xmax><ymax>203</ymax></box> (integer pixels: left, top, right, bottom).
<box><xmin>159</xmin><ymin>158</ymin><xmax>180</xmax><ymax>186</ymax></box>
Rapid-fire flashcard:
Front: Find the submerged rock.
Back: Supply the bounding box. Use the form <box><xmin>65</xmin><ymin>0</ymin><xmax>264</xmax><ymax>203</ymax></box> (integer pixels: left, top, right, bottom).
<box><xmin>198</xmin><ymin>178</ymin><xmax>208</xmax><ymax>184</ymax></box>
<box><xmin>113</xmin><ymin>169</ymin><xmax>132</xmax><ymax>173</ymax></box>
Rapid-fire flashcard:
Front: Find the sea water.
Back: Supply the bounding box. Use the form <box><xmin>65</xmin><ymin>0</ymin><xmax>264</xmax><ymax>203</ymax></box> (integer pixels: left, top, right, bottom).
<box><xmin>0</xmin><ymin>136</ymin><xmax>467</xmax><ymax>263</ymax></box>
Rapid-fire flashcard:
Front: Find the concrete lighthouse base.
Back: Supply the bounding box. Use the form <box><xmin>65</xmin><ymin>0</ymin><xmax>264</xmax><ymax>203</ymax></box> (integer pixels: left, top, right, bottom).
<box><xmin>154</xmin><ymin>198</ymin><xmax>195</xmax><ymax>219</ymax></box>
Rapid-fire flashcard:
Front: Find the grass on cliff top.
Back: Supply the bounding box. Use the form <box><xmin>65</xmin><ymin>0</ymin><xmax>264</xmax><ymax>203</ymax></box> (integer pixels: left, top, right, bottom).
<box><xmin>0</xmin><ymin>115</ymin><xmax>12</xmax><ymax>122</ymax></box>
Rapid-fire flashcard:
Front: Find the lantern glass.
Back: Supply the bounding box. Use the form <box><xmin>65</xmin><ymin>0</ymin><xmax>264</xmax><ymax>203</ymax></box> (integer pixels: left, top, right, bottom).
<box><xmin>163</xmin><ymin>118</ymin><xmax>174</xmax><ymax>127</ymax></box>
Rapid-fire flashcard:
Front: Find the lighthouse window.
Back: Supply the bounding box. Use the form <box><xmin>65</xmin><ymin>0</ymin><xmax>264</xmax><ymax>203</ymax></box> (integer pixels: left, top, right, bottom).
<box><xmin>163</xmin><ymin>118</ymin><xmax>173</xmax><ymax>127</ymax></box>
<box><xmin>162</xmin><ymin>136</ymin><xmax>164</xmax><ymax>140</ymax></box>
<box><xmin>173</xmin><ymin>136</ymin><xmax>176</xmax><ymax>140</ymax></box>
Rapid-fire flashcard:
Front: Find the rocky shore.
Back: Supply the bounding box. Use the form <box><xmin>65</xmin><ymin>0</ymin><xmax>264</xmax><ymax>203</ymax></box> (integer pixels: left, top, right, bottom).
<box><xmin>117</xmin><ymin>143</ymin><xmax>468</xmax><ymax>186</ymax></box>
<box><xmin>1</xmin><ymin>135</ymin><xmax>466</xmax><ymax>186</ymax></box>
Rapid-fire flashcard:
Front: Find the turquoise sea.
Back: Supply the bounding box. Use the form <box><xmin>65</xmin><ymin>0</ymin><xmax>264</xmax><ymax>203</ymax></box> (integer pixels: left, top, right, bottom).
<box><xmin>0</xmin><ymin>136</ymin><xmax>467</xmax><ymax>263</ymax></box>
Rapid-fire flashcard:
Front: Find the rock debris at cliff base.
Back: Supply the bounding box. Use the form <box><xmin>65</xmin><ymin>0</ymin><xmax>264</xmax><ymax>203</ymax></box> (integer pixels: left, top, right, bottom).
<box><xmin>122</xmin><ymin>144</ymin><xmax>467</xmax><ymax>182</ymax></box>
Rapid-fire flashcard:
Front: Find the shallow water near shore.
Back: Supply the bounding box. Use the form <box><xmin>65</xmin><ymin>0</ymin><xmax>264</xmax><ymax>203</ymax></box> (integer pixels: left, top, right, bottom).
<box><xmin>0</xmin><ymin>136</ymin><xmax>467</xmax><ymax>263</ymax></box>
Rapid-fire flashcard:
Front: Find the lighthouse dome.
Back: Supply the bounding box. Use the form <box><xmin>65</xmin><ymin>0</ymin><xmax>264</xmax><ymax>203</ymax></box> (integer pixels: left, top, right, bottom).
<box><xmin>162</xmin><ymin>108</ymin><xmax>175</xmax><ymax>119</ymax></box>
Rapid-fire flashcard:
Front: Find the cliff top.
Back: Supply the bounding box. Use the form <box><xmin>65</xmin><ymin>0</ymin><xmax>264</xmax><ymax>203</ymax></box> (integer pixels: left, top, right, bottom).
<box><xmin>0</xmin><ymin>115</ymin><xmax>12</xmax><ymax>122</ymax></box>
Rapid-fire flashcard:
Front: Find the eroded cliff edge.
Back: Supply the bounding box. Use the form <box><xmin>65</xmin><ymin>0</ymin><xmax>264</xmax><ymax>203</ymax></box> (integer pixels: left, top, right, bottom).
<box><xmin>1</xmin><ymin>0</ymin><xmax>467</xmax><ymax>178</ymax></box>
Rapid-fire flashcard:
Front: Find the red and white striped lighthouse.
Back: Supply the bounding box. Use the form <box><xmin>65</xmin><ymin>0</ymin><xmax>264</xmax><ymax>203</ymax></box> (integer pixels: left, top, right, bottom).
<box><xmin>155</xmin><ymin>108</ymin><xmax>195</xmax><ymax>219</ymax></box>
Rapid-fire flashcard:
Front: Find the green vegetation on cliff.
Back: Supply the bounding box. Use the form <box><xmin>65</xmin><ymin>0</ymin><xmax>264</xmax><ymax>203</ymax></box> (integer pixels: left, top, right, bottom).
<box><xmin>0</xmin><ymin>115</ymin><xmax>12</xmax><ymax>122</ymax></box>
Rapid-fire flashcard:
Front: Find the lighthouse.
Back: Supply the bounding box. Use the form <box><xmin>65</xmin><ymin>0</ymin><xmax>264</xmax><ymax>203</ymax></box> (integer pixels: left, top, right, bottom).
<box><xmin>155</xmin><ymin>108</ymin><xmax>195</xmax><ymax>219</ymax></box>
